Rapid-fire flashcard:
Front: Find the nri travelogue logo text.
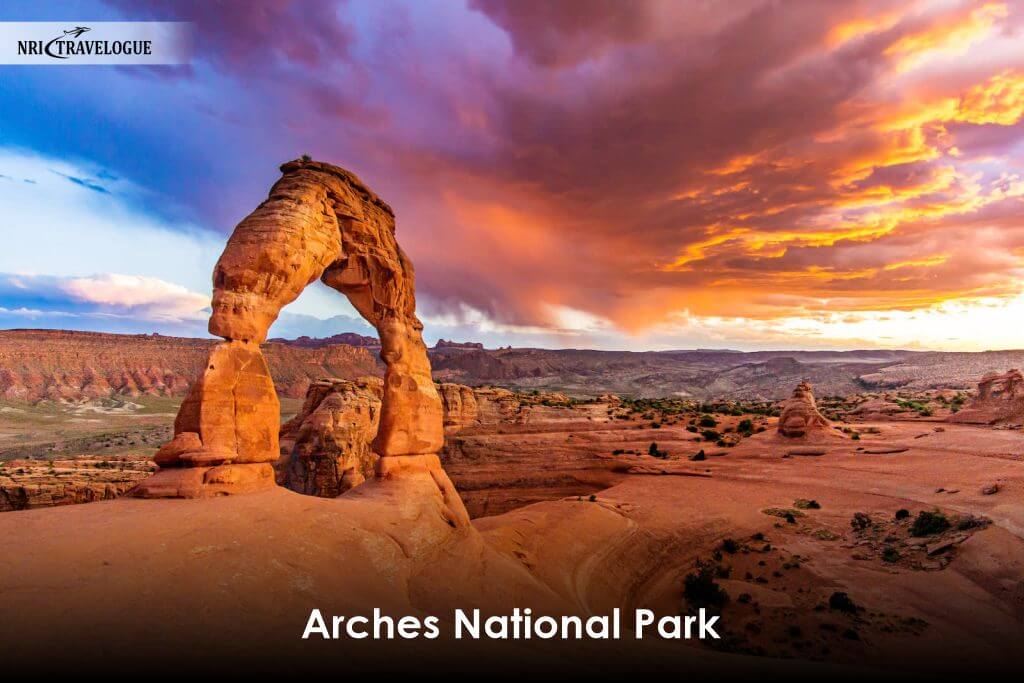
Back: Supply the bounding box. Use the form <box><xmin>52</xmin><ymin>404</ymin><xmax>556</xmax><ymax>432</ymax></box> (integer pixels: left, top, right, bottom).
<box><xmin>0</xmin><ymin>22</ymin><xmax>191</xmax><ymax>65</ymax></box>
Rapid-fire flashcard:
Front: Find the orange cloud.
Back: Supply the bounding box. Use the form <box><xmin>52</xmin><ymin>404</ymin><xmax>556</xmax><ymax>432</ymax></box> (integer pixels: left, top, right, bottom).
<box><xmin>827</xmin><ymin>10</ymin><xmax>904</xmax><ymax>48</ymax></box>
<box><xmin>350</xmin><ymin>0</ymin><xmax>1024</xmax><ymax>346</ymax></box>
<box><xmin>884</xmin><ymin>2</ymin><xmax>1007</xmax><ymax>72</ymax></box>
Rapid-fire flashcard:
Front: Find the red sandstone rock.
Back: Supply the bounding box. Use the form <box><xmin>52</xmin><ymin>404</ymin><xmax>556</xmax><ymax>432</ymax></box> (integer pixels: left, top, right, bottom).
<box><xmin>439</xmin><ymin>382</ymin><xmax>479</xmax><ymax>432</ymax></box>
<box><xmin>0</xmin><ymin>458</ymin><xmax>153</xmax><ymax>511</ymax></box>
<box><xmin>949</xmin><ymin>369</ymin><xmax>1024</xmax><ymax>425</ymax></box>
<box><xmin>278</xmin><ymin>378</ymin><xmax>383</xmax><ymax>497</ymax></box>
<box><xmin>777</xmin><ymin>381</ymin><xmax>831</xmax><ymax>438</ymax></box>
<box><xmin>134</xmin><ymin>159</ymin><xmax>466</xmax><ymax>523</ymax></box>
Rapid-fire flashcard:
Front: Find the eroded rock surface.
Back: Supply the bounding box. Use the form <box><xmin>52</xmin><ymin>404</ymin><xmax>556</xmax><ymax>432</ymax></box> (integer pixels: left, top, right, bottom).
<box><xmin>777</xmin><ymin>381</ymin><xmax>831</xmax><ymax>438</ymax></box>
<box><xmin>278</xmin><ymin>377</ymin><xmax>382</xmax><ymax>497</ymax></box>
<box><xmin>133</xmin><ymin>159</ymin><xmax>464</xmax><ymax>521</ymax></box>
<box><xmin>950</xmin><ymin>369</ymin><xmax>1024</xmax><ymax>425</ymax></box>
<box><xmin>439</xmin><ymin>382</ymin><xmax>479</xmax><ymax>432</ymax></box>
<box><xmin>1</xmin><ymin>458</ymin><xmax>153</xmax><ymax>511</ymax></box>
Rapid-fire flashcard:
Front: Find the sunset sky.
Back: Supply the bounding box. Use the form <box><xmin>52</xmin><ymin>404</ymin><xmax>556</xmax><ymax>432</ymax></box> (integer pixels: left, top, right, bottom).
<box><xmin>2</xmin><ymin>0</ymin><xmax>1023</xmax><ymax>350</ymax></box>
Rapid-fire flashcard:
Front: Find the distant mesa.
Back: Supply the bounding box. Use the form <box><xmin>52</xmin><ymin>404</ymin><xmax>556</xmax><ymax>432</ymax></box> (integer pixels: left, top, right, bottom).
<box><xmin>949</xmin><ymin>369</ymin><xmax>1024</xmax><ymax>425</ymax></box>
<box><xmin>433</xmin><ymin>338</ymin><xmax>484</xmax><ymax>350</ymax></box>
<box><xmin>269</xmin><ymin>332</ymin><xmax>380</xmax><ymax>348</ymax></box>
<box><xmin>777</xmin><ymin>381</ymin><xmax>832</xmax><ymax>438</ymax></box>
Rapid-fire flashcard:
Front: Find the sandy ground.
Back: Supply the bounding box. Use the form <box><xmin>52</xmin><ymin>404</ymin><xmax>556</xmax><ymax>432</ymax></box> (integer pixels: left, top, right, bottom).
<box><xmin>1</xmin><ymin>420</ymin><xmax>1022</xmax><ymax>674</ymax></box>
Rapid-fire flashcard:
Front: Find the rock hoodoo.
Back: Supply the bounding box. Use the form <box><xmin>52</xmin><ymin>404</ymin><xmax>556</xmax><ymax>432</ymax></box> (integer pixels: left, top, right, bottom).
<box><xmin>277</xmin><ymin>379</ymin><xmax>497</xmax><ymax>499</ymax></box>
<box><xmin>278</xmin><ymin>377</ymin><xmax>383</xmax><ymax>497</ymax></box>
<box><xmin>132</xmin><ymin>159</ymin><xmax>466</xmax><ymax>524</ymax></box>
<box><xmin>777</xmin><ymin>381</ymin><xmax>831</xmax><ymax>438</ymax></box>
<box><xmin>949</xmin><ymin>369</ymin><xmax>1024</xmax><ymax>425</ymax></box>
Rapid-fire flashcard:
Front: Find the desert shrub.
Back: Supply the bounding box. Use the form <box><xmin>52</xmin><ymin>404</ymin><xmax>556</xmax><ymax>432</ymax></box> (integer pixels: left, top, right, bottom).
<box><xmin>828</xmin><ymin>591</ymin><xmax>858</xmax><ymax>614</ymax></box>
<box><xmin>882</xmin><ymin>546</ymin><xmax>900</xmax><ymax>563</ymax></box>
<box><xmin>894</xmin><ymin>508</ymin><xmax>910</xmax><ymax>520</ymax></box>
<box><xmin>793</xmin><ymin>499</ymin><xmax>820</xmax><ymax>510</ymax></box>
<box><xmin>736</xmin><ymin>418</ymin><xmax>754</xmax><ymax>434</ymax></box>
<box><xmin>910</xmin><ymin>510</ymin><xmax>950</xmax><ymax>537</ymax></box>
<box><xmin>301</xmin><ymin>153</ymin><xmax>312</xmax><ymax>162</ymax></box>
<box><xmin>701</xmin><ymin>429</ymin><xmax>721</xmax><ymax>442</ymax></box>
<box><xmin>690</xmin><ymin>450</ymin><xmax>706</xmax><ymax>461</ymax></box>
<box><xmin>720</xmin><ymin>538</ymin><xmax>739</xmax><ymax>554</ymax></box>
<box><xmin>683</xmin><ymin>561</ymin><xmax>729</xmax><ymax>608</ymax></box>
<box><xmin>956</xmin><ymin>514</ymin><xmax>988</xmax><ymax>531</ymax></box>
<box><xmin>850</xmin><ymin>512</ymin><xmax>871</xmax><ymax>531</ymax></box>
<box><xmin>647</xmin><ymin>442</ymin><xmax>668</xmax><ymax>458</ymax></box>
<box><xmin>685</xmin><ymin>425</ymin><xmax>698</xmax><ymax>433</ymax></box>
<box><xmin>851</xmin><ymin>432</ymin><xmax>861</xmax><ymax>441</ymax></box>
<box><xmin>762</xmin><ymin>507</ymin><xmax>804</xmax><ymax>520</ymax></box>
<box><xmin>699</xmin><ymin>414</ymin><xmax>718</xmax><ymax>428</ymax></box>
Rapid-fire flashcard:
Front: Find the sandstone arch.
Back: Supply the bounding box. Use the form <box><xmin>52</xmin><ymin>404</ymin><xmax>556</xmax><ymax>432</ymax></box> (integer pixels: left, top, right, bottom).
<box><xmin>133</xmin><ymin>159</ymin><xmax>465</xmax><ymax>523</ymax></box>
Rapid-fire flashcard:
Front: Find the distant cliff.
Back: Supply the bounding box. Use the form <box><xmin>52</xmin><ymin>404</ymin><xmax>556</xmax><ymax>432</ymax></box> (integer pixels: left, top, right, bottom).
<box><xmin>0</xmin><ymin>330</ymin><xmax>382</xmax><ymax>401</ymax></box>
<box><xmin>5</xmin><ymin>329</ymin><xmax>1024</xmax><ymax>401</ymax></box>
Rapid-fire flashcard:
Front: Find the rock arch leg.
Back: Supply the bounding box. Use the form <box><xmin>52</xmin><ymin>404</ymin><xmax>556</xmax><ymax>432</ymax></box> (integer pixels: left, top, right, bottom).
<box><xmin>132</xmin><ymin>159</ymin><xmax>468</xmax><ymax>524</ymax></box>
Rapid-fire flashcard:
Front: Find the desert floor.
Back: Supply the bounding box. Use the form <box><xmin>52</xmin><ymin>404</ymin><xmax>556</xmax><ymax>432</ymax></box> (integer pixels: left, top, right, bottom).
<box><xmin>1</xmin><ymin>417</ymin><xmax>1022</xmax><ymax>674</ymax></box>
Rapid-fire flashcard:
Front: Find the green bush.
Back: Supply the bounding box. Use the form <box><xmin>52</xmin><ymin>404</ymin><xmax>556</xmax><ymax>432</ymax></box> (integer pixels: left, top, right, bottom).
<box><xmin>683</xmin><ymin>561</ymin><xmax>729</xmax><ymax>608</ymax></box>
<box><xmin>699</xmin><ymin>415</ymin><xmax>718</xmax><ymax>428</ymax></box>
<box><xmin>910</xmin><ymin>510</ymin><xmax>950</xmax><ymax>537</ymax></box>
<box><xmin>648</xmin><ymin>442</ymin><xmax>668</xmax><ymax>458</ymax></box>
<box><xmin>828</xmin><ymin>591</ymin><xmax>858</xmax><ymax>614</ymax></box>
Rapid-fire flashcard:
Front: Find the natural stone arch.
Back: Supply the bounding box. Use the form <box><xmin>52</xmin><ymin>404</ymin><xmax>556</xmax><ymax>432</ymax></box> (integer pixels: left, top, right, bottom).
<box><xmin>133</xmin><ymin>159</ymin><xmax>464</xmax><ymax>523</ymax></box>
